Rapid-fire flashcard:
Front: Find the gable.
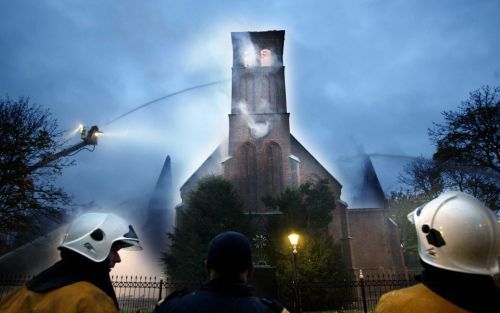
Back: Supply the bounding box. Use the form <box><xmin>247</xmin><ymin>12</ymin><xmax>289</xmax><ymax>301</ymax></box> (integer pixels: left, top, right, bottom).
<box><xmin>180</xmin><ymin>141</ymin><xmax>226</xmax><ymax>201</ymax></box>
<box><xmin>290</xmin><ymin>134</ymin><xmax>342</xmax><ymax>191</ymax></box>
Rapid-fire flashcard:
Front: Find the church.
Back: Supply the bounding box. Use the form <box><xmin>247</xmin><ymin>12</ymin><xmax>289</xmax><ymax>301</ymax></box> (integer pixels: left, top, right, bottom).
<box><xmin>179</xmin><ymin>30</ymin><xmax>406</xmax><ymax>274</ymax></box>
<box><xmin>0</xmin><ymin>30</ymin><xmax>406</xmax><ymax>277</ymax></box>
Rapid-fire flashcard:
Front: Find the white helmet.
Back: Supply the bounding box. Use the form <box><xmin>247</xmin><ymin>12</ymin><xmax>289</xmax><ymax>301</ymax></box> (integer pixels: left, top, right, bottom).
<box><xmin>59</xmin><ymin>212</ymin><xmax>142</xmax><ymax>262</ymax></box>
<box><xmin>408</xmin><ymin>191</ymin><xmax>499</xmax><ymax>275</ymax></box>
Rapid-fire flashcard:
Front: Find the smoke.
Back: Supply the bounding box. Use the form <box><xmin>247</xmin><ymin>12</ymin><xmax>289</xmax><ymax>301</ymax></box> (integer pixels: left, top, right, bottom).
<box><xmin>336</xmin><ymin>152</ymin><xmax>421</xmax><ymax>162</ymax></box>
<box><xmin>240</xmin><ymin>35</ymin><xmax>258</xmax><ymax>67</ymax></box>
<box><xmin>238</xmin><ymin>101</ymin><xmax>271</xmax><ymax>138</ymax></box>
<box><xmin>368</xmin><ymin>153</ymin><xmax>422</xmax><ymax>161</ymax></box>
<box><xmin>256</xmin><ymin>98</ymin><xmax>272</xmax><ymax>113</ymax></box>
<box><xmin>251</xmin><ymin>121</ymin><xmax>271</xmax><ymax>138</ymax></box>
<box><xmin>330</xmin><ymin>141</ymin><xmax>419</xmax><ymax>207</ymax></box>
<box><xmin>217</xmin><ymin>137</ymin><xmax>229</xmax><ymax>162</ymax></box>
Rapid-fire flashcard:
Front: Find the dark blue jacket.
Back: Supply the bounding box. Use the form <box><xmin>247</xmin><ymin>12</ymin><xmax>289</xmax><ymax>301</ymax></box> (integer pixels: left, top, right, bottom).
<box><xmin>153</xmin><ymin>278</ymin><xmax>285</xmax><ymax>313</ymax></box>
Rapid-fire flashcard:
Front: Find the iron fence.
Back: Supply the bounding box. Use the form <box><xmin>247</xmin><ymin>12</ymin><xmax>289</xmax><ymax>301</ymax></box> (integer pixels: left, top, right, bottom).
<box><xmin>0</xmin><ymin>274</ymin><xmax>200</xmax><ymax>313</ymax></box>
<box><xmin>0</xmin><ymin>272</ymin><xmax>417</xmax><ymax>313</ymax></box>
<box><xmin>359</xmin><ymin>272</ymin><xmax>418</xmax><ymax>312</ymax></box>
<box><xmin>279</xmin><ymin>272</ymin><xmax>418</xmax><ymax>313</ymax></box>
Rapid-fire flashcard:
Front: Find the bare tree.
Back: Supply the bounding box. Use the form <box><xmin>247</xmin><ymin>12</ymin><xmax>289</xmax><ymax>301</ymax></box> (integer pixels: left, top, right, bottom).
<box><xmin>399</xmin><ymin>86</ymin><xmax>499</xmax><ymax>211</ymax></box>
<box><xmin>430</xmin><ymin>85</ymin><xmax>499</xmax><ymax>172</ymax></box>
<box><xmin>398</xmin><ymin>157</ymin><xmax>444</xmax><ymax>200</ymax></box>
<box><xmin>0</xmin><ymin>97</ymin><xmax>72</xmax><ymax>251</ymax></box>
<box><xmin>429</xmin><ymin>85</ymin><xmax>499</xmax><ymax>209</ymax></box>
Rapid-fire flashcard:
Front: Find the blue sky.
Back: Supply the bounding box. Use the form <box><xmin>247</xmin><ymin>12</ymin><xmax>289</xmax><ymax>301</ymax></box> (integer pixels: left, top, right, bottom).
<box><xmin>1</xmin><ymin>0</ymin><xmax>499</xmax><ymax>207</ymax></box>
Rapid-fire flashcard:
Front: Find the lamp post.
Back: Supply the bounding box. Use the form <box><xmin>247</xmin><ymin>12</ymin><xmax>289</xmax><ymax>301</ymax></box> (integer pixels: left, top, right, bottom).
<box><xmin>288</xmin><ymin>233</ymin><xmax>301</xmax><ymax>313</ymax></box>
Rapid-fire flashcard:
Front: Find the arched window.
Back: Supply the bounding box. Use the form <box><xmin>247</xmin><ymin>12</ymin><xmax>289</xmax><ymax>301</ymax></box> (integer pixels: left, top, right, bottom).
<box><xmin>259</xmin><ymin>75</ymin><xmax>271</xmax><ymax>112</ymax></box>
<box><xmin>265</xmin><ymin>142</ymin><xmax>283</xmax><ymax>196</ymax></box>
<box><xmin>239</xmin><ymin>75</ymin><xmax>255</xmax><ymax>112</ymax></box>
<box><xmin>238</xmin><ymin>142</ymin><xmax>257</xmax><ymax>211</ymax></box>
<box><xmin>290</xmin><ymin>156</ymin><xmax>300</xmax><ymax>188</ymax></box>
<box><xmin>269</xmin><ymin>74</ymin><xmax>280</xmax><ymax>112</ymax></box>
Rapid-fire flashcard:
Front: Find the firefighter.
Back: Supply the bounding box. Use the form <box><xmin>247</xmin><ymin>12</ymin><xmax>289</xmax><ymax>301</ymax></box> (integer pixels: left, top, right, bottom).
<box><xmin>153</xmin><ymin>231</ymin><xmax>288</xmax><ymax>313</ymax></box>
<box><xmin>374</xmin><ymin>191</ymin><xmax>500</xmax><ymax>313</ymax></box>
<box><xmin>0</xmin><ymin>212</ymin><xmax>142</xmax><ymax>313</ymax></box>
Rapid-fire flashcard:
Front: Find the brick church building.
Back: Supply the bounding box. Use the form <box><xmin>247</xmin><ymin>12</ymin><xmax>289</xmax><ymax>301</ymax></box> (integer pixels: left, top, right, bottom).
<box><xmin>0</xmin><ymin>30</ymin><xmax>406</xmax><ymax>277</ymax></box>
<box><xmin>179</xmin><ymin>30</ymin><xmax>406</xmax><ymax>274</ymax></box>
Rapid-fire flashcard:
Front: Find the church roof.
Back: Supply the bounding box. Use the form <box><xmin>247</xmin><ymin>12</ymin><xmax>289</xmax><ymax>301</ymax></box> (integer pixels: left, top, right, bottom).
<box><xmin>180</xmin><ymin>141</ymin><xmax>225</xmax><ymax>197</ymax></box>
<box><xmin>290</xmin><ymin>134</ymin><xmax>342</xmax><ymax>189</ymax></box>
<box><xmin>144</xmin><ymin>155</ymin><xmax>175</xmax><ymax>251</ymax></box>
<box><xmin>179</xmin><ymin>134</ymin><xmax>343</xmax><ymax>200</ymax></box>
<box><xmin>349</xmin><ymin>155</ymin><xmax>388</xmax><ymax>209</ymax></box>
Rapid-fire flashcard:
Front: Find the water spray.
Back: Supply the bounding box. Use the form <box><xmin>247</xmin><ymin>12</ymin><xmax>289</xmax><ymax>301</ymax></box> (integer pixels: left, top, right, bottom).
<box><xmin>105</xmin><ymin>80</ymin><xmax>229</xmax><ymax>126</ymax></box>
<box><xmin>94</xmin><ymin>130</ymin><xmax>130</xmax><ymax>138</ymax></box>
<box><xmin>29</xmin><ymin>80</ymin><xmax>228</xmax><ymax>172</ymax></box>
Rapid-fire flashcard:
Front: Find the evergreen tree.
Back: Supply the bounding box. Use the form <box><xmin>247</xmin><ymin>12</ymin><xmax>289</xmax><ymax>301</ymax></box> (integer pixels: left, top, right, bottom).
<box><xmin>263</xmin><ymin>179</ymin><xmax>351</xmax><ymax>311</ymax></box>
<box><xmin>162</xmin><ymin>176</ymin><xmax>251</xmax><ymax>282</ymax></box>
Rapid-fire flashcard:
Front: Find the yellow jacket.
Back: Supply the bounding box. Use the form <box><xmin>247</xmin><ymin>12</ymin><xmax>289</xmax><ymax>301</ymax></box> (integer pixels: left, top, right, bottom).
<box><xmin>0</xmin><ymin>281</ymin><xmax>118</xmax><ymax>313</ymax></box>
<box><xmin>374</xmin><ymin>283</ymin><xmax>471</xmax><ymax>313</ymax></box>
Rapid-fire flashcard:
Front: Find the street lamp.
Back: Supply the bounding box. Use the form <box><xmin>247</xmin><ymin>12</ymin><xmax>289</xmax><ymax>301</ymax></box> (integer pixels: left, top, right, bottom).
<box><xmin>288</xmin><ymin>233</ymin><xmax>301</xmax><ymax>313</ymax></box>
<box><xmin>288</xmin><ymin>233</ymin><xmax>299</xmax><ymax>253</ymax></box>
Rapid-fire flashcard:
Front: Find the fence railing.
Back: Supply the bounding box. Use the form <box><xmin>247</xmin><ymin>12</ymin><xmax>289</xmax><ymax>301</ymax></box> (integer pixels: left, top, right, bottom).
<box><xmin>0</xmin><ymin>272</ymin><xmax>417</xmax><ymax>313</ymax></box>
<box><xmin>360</xmin><ymin>272</ymin><xmax>418</xmax><ymax>312</ymax></box>
<box><xmin>0</xmin><ymin>274</ymin><xmax>200</xmax><ymax>313</ymax></box>
<box><xmin>279</xmin><ymin>272</ymin><xmax>418</xmax><ymax>313</ymax></box>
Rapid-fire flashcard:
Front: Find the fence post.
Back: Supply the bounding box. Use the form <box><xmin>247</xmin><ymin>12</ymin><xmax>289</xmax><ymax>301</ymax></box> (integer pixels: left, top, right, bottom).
<box><xmin>360</xmin><ymin>270</ymin><xmax>368</xmax><ymax>313</ymax></box>
<box><xmin>158</xmin><ymin>279</ymin><xmax>163</xmax><ymax>302</ymax></box>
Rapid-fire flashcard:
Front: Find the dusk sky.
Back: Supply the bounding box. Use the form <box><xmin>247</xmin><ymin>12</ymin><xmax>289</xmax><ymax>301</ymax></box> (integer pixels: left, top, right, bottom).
<box><xmin>1</xmin><ymin>0</ymin><xmax>499</xmax><ymax>209</ymax></box>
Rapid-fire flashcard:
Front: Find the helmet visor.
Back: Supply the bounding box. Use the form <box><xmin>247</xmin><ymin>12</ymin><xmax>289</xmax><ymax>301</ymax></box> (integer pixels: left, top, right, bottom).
<box><xmin>124</xmin><ymin>225</ymin><xmax>139</xmax><ymax>239</ymax></box>
<box><xmin>113</xmin><ymin>225</ymin><xmax>143</xmax><ymax>251</ymax></box>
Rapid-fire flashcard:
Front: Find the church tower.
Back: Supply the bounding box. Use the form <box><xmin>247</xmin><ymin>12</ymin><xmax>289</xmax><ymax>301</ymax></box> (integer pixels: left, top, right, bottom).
<box><xmin>224</xmin><ymin>31</ymin><xmax>295</xmax><ymax>212</ymax></box>
<box><xmin>179</xmin><ymin>30</ymin><xmax>405</xmax><ymax>275</ymax></box>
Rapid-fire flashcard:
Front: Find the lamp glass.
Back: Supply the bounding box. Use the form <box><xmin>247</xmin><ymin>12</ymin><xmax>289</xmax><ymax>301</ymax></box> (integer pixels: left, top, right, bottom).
<box><xmin>288</xmin><ymin>233</ymin><xmax>299</xmax><ymax>246</ymax></box>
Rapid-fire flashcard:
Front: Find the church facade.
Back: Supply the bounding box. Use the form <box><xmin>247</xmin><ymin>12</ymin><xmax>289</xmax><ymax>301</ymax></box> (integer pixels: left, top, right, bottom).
<box><xmin>179</xmin><ymin>30</ymin><xmax>406</xmax><ymax>274</ymax></box>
